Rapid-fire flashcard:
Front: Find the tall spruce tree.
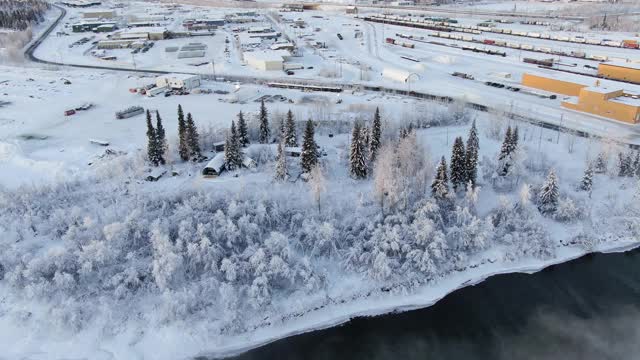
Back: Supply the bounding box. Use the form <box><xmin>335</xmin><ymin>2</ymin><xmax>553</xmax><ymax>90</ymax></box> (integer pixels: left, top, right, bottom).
<box><xmin>633</xmin><ymin>152</ymin><xmax>640</xmax><ymax>177</ymax></box>
<box><xmin>498</xmin><ymin>126</ymin><xmax>513</xmax><ymax>161</ymax></box>
<box><xmin>284</xmin><ymin>110</ymin><xmax>298</xmax><ymax>147</ymax></box>
<box><xmin>350</xmin><ymin>122</ymin><xmax>367</xmax><ymax>179</ymax></box>
<box><xmin>594</xmin><ymin>151</ymin><xmax>608</xmax><ymax>174</ymax></box>
<box><xmin>539</xmin><ymin>169</ymin><xmax>559</xmax><ymax>214</ymax></box>
<box><xmin>370</xmin><ymin>107</ymin><xmax>382</xmax><ymax>163</ymax></box>
<box><xmin>301</xmin><ymin>119</ymin><xmax>318</xmax><ymax>173</ymax></box>
<box><xmin>237</xmin><ymin>111</ymin><xmax>249</xmax><ymax>147</ymax></box>
<box><xmin>231</xmin><ymin>120</ymin><xmax>243</xmax><ymax>168</ymax></box>
<box><xmin>450</xmin><ymin>136</ymin><xmax>466</xmax><ymax>191</ymax></box>
<box><xmin>155</xmin><ymin>111</ymin><xmax>167</xmax><ymax>165</ymax></box>
<box><xmin>511</xmin><ymin>126</ymin><xmax>519</xmax><ymax>152</ymax></box>
<box><xmin>224</xmin><ymin>134</ymin><xmax>236</xmax><ymax>171</ymax></box>
<box><xmin>618</xmin><ymin>152</ymin><xmax>629</xmax><ymax>177</ymax></box>
<box><xmin>177</xmin><ymin>104</ymin><xmax>189</xmax><ymax>161</ymax></box>
<box><xmin>186</xmin><ymin>113</ymin><xmax>201</xmax><ymax>161</ymax></box>
<box><xmin>224</xmin><ymin>121</ymin><xmax>243</xmax><ymax>171</ymax></box>
<box><xmin>465</xmin><ymin>119</ymin><xmax>479</xmax><ymax>187</ymax></box>
<box><xmin>146</xmin><ymin>110</ymin><xmax>158</xmax><ymax>166</ymax></box>
<box><xmin>259</xmin><ymin>99</ymin><xmax>270</xmax><ymax>144</ymax></box>
<box><xmin>274</xmin><ymin>140</ymin><xmax>288</xmax><ymax>181</ymax></box>
<box><xmin>431</xmin><ymin>156</ymin><xmax>449</xmax><ymax>200</ymax></box>
<box><xmin>580</xmin><ymin>164</ymin><xmax>594</xmax><ymax>195</ymax></box>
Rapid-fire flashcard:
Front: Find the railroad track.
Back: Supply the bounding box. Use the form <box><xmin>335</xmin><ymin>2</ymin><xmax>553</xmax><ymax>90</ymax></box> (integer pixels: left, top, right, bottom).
<box><xmin>25</xmin><ymin>5</ymin><xmax>640</xmax><ymax>150</ymax></box>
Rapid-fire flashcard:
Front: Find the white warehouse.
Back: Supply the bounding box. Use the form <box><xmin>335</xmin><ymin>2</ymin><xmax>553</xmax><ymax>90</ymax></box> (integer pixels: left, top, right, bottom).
<box><xmin>243</xmin><ymin>50</ymin><xmax>291</xmax><ymax>71</ymax></box>
<box><xmin>156</xmin><ymin>74</ymin><xmax>201</xmax><ymax>90</ymax></box>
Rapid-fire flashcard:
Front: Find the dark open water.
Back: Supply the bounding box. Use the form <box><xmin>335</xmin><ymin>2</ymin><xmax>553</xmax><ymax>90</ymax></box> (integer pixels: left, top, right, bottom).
<box><xmin>225</xmin><ymin>249</ymin><xmax>640</xmax><ymax>360</ymax></box>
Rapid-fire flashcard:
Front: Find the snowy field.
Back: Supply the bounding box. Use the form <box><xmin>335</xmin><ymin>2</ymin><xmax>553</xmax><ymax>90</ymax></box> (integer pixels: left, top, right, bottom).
<box><xmin>2</xmin><ymin>1</ymin><xmax>640</xmax><ymax>359</ymax></box>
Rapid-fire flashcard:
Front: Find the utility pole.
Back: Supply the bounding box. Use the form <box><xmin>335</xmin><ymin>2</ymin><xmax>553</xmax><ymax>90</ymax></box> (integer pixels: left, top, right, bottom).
<box><xmin>557</xmin><ymin>113</ymin><xmax>564</xmax><ymax>144</ymax></box>
<box><xmin>211</xmin><ymin>58</ymin><xmax>216</xmax><ymax>81</ymax></box>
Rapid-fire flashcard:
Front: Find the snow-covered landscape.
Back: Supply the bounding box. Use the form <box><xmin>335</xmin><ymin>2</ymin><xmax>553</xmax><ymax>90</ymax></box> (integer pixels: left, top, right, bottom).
<box><xmin>2</xmin><ymin>0</ymin><xmax>640</xmax><ymax>359</ymax></box>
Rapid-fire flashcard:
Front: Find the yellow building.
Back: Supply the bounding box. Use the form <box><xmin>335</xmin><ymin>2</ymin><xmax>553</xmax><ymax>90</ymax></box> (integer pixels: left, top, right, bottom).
<box><xmin>521</xmin><ymin>73</ymin><xmax>586</xmax><ymax>96</ymax></box>
<box><xmin>598</xmin><ymin>62</ymin><xmax>640</xmax><ymax>84</ymax></box>
<box><xmin>521</xmin><ymin>73</ymin><xmax>640</xmax><ymax>124</ymax></box>
<box><xmin>562</xmin><ymin>87</ymin><xmax>640</xmax><ymax>124</ymax></box>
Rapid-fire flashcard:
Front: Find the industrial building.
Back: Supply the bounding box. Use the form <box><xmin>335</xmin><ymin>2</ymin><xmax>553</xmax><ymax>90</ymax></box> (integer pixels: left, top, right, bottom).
<box><xmin>521</xmin><ymin>73</ymin><xmax>640</xmax><ymax>124</ymax></box>
<box><xmin>116</xmin><ymin>27</ymin><xmax>168</xmax><ymax>40</ymax></box>
<box><xmin>598</xmin><ymin>62</ymin><xmax>640</xmax><ymax>84</ymax></box>
<box><xmin>155</xmin><ymin>74</ymin><xmax>201</xmax><ymax>90</ymax></box>
<box><xmin>72</xmin><ymin>21</ymin><xmax>116</xmax><ymax>32</ymax></box>
<box><xmin>563</xmin><ymin>88</ymin><xmax>640</xmax><ymax>124</ymax></box>
<box><xmin>97</xmin><ymin>39</ymin><xmax>135</xmax><ymax>49</ymax></box>
<box><xmin>82</xmin><ymin>9</ymin><xmax>116</xmax><ymax>19</ymax></box>
<box><xmin>521</xmin><ymin>73</ymin><xmax>585</xmax><ymax>96</ymax></box>
<box><xmin>243</xmin><ymin>50</ymin><xmax>291</xmax><ymax>71</ymax></box>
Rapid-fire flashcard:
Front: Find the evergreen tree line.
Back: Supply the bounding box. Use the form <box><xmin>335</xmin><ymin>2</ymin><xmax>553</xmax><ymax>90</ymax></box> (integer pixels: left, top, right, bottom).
<box><xmin>348</xmin><ymin>107</ymin><xmax>382</xmax><ymax>179</ymax></box>
<box><xmin>0</xmin><ymin>0</ymin><xmax>49</xmax><ymax>30</ymax></box>
<box><xmin>145</xmin><ymin>104</ymin><xmax>201</xmax><ymax>166</ymax></box>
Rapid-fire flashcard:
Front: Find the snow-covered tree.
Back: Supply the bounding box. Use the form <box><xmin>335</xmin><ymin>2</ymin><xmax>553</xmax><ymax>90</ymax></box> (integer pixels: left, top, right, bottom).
<box><xmin>177</xmin><ymin>104</ymin><xmax>189</xmax><ymax>162</ymax></box>
<box><xmin>300</xmin><ymin>119</ymin><xmax>318</xmax><ymax>173</ymax></box>
<box><xmin>431</xmin><ymin>156</ymin><xmax>449</xmax><ymax>200</ymax></box>
<box><xmin>237</xmin><ymin>111</ymin><xmax>249</xmax><ymax>147</ymax></box>
<box><xmin>373</xmin><ymin>144</ymin><xmax>399</xmax><ymax>214</ymax></box>
<box><xmin>498</xmin><ymin>125</ymin><xmax>518</xmax><ymax>176</ymax></box>
<box><xmin>539</xmin><ymin>169</ymin><xmax>559</xmax><ymax>214</ymax></box>
<box><xmin>146</xmin><ymin>110</ymin><xmax>158</xmax><ymax>166</ymax></box>
<box><xmin>450</xmin><ymin>136</ymin><xmax>466</xmax><ymax>192</ymax></box>
<box><xmin>632</xmin><ymin>151</ymin><xmax>640</xmax><ymax>177</ymax></box>
<box><xmin>155</xmin><ymin>111</ymin><xmax>167</xmax><ymax>165</ymax></box>
<box><xmin>274</xmin><ymin>141</ymin><xmax>288</xmax><ymax>182</ymax></box>
<box><xmin>370</xmin><ymin>107</ymin><xmax>382</xmax><ymax>163</ymax></box>
<box><xmin>349</xmin><ymin>122</ymin><xmax>367</xmax><ymax>179</ymax></box>
<box><xmin>580</xmin><ymin>164</ymin><xmax>594</xmax><ymax>195</ymax></box>
<box><xmin>284</xmin><ymin>110</ymin><xmax>297</xmax><ymax>147</ymax></box>
<box><xmin>617</xmin><ymin>151</ymin><xmax>634</xmax><ymax>177</ymax></box>
<box><xmin>465</xmin><ymin>119</ymin><xmax>479</xmax><ymax>186</ymax></box>
<box><xmin>594</xmin><ymin>151</ymin><xmax>608</xmax><ymax>174</ymax></box>
<box><xmin>225</xmin><ymin>121</ymin><xmax>243</xmax><ymax>170</ymax></box>
<box><xmin>259</xmin><ymin>99</ymin><xmax>270</xmax><ymax>144</ymax></box>
<box><xmin>186</xmin><ymin>113</ymin><xmax>201</xmax><ymax>161</ymax></box>
<box><xmin>308</xmin><ymin>165</ymin><xmax>326</xmax><ymax>213</ymax></box>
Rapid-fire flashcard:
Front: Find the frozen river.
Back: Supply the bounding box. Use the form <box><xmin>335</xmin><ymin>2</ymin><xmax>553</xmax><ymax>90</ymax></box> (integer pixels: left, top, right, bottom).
<box><xmin>223</xmin><ymin>249</ymin><xmax>640</xmax><ymax>360</ymax></box>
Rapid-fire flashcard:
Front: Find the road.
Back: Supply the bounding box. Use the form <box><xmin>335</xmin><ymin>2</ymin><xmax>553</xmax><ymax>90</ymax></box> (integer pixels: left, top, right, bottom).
<box><xmin>24</xmin><ymin>4</ymin><xmax>639</xmax><ymax>150</ymax></box>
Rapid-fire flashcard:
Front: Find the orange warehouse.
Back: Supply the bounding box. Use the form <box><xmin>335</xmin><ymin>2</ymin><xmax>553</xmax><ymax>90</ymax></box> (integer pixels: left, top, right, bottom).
<box><xmin>598</xmin><ymin>62</ymin><xmax>640</xmax><ymax>84</ymax></box>
<box><xmin>562</xmin><ymin>87</ymin><xmax>640</xmax><ymax>124</ymax></box>
<box><xmin>521</xmin><ymin>73</ymin><xmax>586</xmax><ymax>96</ymax></box>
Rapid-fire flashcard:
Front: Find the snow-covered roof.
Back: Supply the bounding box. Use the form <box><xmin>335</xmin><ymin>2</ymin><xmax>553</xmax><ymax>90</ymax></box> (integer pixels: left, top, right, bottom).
<box><xmin>284</xmin><ymin>146</ymin><xmax>301</xmax><ymax>153</ymax></box>
<box><xmin>602</xmin><ymin>61</ymin><xmax>640</xmax><ymax>71</ymax></box>
<box><xmin>120</xmin><ymin>26</ymin><xmax>167</xmax><ymax>34</ymax></box>
<box><xmin>610</xmin><ymin>96</ymin><xmax>640</xmax><ymax>107</ymax></box>
<box><xmin>583</xmin><ymin>86</ymin><xmax>621</xmax><ymax>94</ymax></box>
<box><xmin>243</xmin><ymin>156</ymin><xmax>256</xmax><ymax>169</ymax></box>
<box><xmin>204</xmin><ymin>153</ymin><xmax>225</xmax><ymax>171</ymax></box>
<box><xmin>159</xmin><ymin>73</ymin><xmax>199</xmax><ymax>81</ymax></box>
<box><xmin>243</xmin><ymin>50</ymin><xmax>287</xmax><ymax>62</ymax></box>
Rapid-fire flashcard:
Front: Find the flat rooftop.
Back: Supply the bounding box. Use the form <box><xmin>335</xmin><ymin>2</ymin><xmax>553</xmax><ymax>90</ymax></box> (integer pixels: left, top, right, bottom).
<box><xmin>601</xmin><ymin>61</ymin><xmax>640</xmax><ymax>71</ymax></box>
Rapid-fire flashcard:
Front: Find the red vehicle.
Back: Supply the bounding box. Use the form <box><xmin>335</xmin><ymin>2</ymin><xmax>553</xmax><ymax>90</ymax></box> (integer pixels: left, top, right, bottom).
<box><xmin>385</xmin><ymin>37</ymin><xmax>396</xmax><ymax>44</ymax></box>
<box><xmin>129</xmin><ymin>88</ymin><xmax>138</xmax><ymax>93</ymax></box>
<box><xmin>623</xmin><ymin>42</ymin><xmax>639</xmax><ymax>49</ymax></box>
<box><xmin>484</xmin><ymin>39</ymin><xmax>495</xmax><ymax>45</ymax></box>
<box><xmin>64</xmin><ymin>109</ymin><xmax>76</xmax><ymax>116</ymax></box>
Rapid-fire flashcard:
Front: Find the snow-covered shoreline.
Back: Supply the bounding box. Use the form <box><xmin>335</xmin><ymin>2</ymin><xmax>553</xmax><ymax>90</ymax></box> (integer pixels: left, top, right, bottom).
<box><xmin>183</xmin><ymin>239</ymin><xmax>638</xmax><ymax>359</ymax></box>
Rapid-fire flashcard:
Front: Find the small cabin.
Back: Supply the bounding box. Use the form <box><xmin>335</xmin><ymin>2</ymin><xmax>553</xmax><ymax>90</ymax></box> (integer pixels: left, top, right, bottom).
<box><xmin>213</xmin><ymin>141</ymin><xmax>226</xmax><ymax>152</ymax></box>
<box><xmin>284</xmin><ymin>146</ymin><xmax>302</xmax><ymax>157</ymax></box>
